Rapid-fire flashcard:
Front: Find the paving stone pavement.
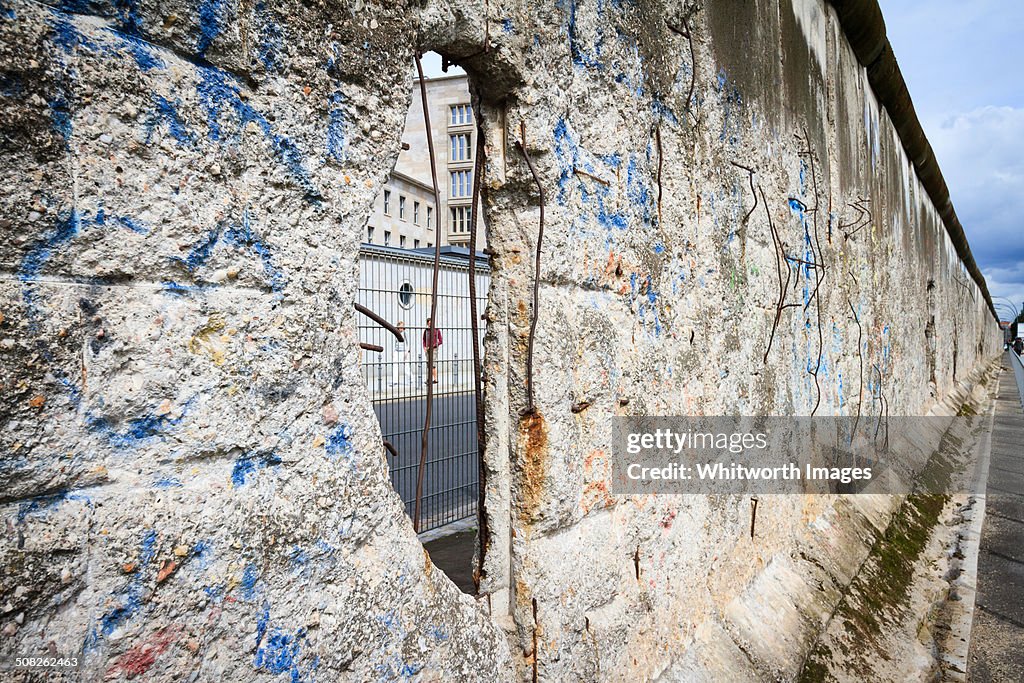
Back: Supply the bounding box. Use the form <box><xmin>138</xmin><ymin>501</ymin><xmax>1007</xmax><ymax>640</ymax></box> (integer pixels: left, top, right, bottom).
<box><xmin>968</xmin><ymin>354</ymin><xmax>1024</xmax><ymax>682</ymax></box>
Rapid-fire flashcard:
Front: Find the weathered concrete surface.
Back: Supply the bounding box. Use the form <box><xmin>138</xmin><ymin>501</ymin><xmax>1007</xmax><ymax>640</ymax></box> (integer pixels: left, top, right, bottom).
<box><xmin>0</xmin><ymin>0</ymin><xmax>1003</xmax><ymax>681</ymax></box>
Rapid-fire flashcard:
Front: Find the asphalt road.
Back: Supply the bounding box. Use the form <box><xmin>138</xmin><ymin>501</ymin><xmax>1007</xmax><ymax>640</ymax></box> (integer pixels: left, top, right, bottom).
<box><xmin>373</xmin><ymin>391</ymin><xmax>479</xmax><ymax>530</ymax></box>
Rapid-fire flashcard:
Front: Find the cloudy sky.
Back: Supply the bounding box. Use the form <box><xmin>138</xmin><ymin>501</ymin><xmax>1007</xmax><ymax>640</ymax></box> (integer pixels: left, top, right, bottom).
<box><xmin>879</xmin><ymin>0</ymin><xmax>1024</xmax><ymax>320</ymax></box>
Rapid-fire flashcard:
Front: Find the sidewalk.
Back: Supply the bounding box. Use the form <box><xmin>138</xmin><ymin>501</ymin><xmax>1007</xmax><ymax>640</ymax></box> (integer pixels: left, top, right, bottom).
<box><xmin>968</xmin><ymin>355</ymin><xmax>1024</xmax><ymax>681</ymax></box>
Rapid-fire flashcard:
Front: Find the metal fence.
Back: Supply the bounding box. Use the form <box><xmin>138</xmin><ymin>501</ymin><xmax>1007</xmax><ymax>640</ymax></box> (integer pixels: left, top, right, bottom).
<box><xmin>357</xmin><ymin>244</ymin><xmax>489</xmax><ymax>533</ymax></box>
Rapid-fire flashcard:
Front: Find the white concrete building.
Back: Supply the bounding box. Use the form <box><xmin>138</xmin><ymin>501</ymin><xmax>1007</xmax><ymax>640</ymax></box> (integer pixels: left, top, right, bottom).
<box><xmin>365</xmin><ymin>74</ymin><xmax>485</xmax><ymax>252</ymax></box>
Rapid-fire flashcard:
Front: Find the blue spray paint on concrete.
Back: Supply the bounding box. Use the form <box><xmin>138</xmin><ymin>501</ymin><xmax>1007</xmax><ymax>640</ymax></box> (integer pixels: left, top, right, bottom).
<box><xmin>197</xmin><ymin>67</ymin><xmax>322</xmax><ymax>202</ymax></box>
<box><xmin>86</xmin><ymin>407</ymin><xmax>185</xmax><ymax>448</ymax></box>
<box><xmin>254</xmin><ymin>2</ymin><xmax>285</xmax><ymax>72</ymax></box>
<box><xmin>84</xmin><ymin>530</ymin><xmax>158</xmax><ymax>649</ymax></box>
<box><xmin>325</xmin><ymin>424</ymin><xmax>354</xmax><ymax>461</ymax></box>
<box><xmin>231</xmin><ymin>450</ymin><xmax>282</xmax><ymax>487</ymax></box>
<box><xmin>254</xmin><ymin>605</ymin><xmax>313</xmax><ymax>681</ymax></box>
<box><xmin>171</xmin><ymin>209</ymin><xmax>286</xmax><ymax>291</ymax></box>
<box><xmin>196</xmin><ymin>0</ymin><xmax>228</xmax><ymax>57</ymax></box>
<box><xmin>326</xmin><ymin>91</ymin><xmax>346</xmax><ymax>162</ymax></box>
<box><xmin>146</xmin><ymin>95</ymin><xmax>194</xmax><ymax>144</ymax></box>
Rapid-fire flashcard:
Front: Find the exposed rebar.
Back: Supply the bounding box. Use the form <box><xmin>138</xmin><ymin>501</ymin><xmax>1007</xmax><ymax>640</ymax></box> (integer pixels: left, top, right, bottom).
<box><xmin>515</xmin><ymin>121</ymin><xmax>545</xmax><ymax>415</ymax></box>
<box><xmin>414</xmin><ymin>54</ymin><xmax>444</xmax><ymax>534</ymax></box>
<box><xmin>354</xmin><ymin>302</ymin><xmax>405</xmax><ymax>342</ymax></box>
<box><xmin>469</xmin><ymin>110</ymin><xmax>489</xmax><ymax>589</ymax></box>
<box><xmin>359</xmin><ymin>342</ymin><xmax>384</xmax><ymax>353</ymax></box>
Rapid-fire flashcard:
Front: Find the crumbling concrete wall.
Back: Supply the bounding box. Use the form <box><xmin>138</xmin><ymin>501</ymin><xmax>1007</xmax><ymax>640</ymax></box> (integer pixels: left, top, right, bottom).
<box><xmin>0</xmin><ymin>0</ymin><xmax>1000</xmax><ymax>681</ymax></box>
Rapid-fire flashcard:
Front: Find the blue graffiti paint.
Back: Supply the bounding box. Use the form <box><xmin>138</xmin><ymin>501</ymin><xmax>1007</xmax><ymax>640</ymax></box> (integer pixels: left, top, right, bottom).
<box><xmin>193</xmin><ymin>539</ymin><xmax>212</xmax><ymax>568</ymax></box>
<box><xmin>196</xmin><ymin>0</ymin><xmax>228</xmax><ymax>57</ymax></box>
<box><xmin>288</xmin><ymin>545</ymin><xmax>308</xmax><ymax>566</ymax></box>
<box><xmin>626</xmin><ymin>155</ymin><xmax>652</xmax><ymax>225</ymax></box>
<box><xmin>153</xmin><ymin>476</ymin><xmax>182</xmax><ymax>488</ymax></box>
<box><xmin>87</xmin><ymin>409</ymin><xmax>183</xmax><ymax>448</ymax></box>
<box><xmin>171</xmin><ymin>210</ymin><xmax>285</xmax><ymax>291</ymax></box>
<box><xmin>114</xmin><ymin>32</ymin><xmax>163</xmax><ymax>71</ymax></box>
<box><xmin>502</xmin><ymin>18</ymin><xmax>514</xmax><ymax>33</ymax></box>
<box><xmin>17</xmin><ymin>491</ymin><xmax>72</xmax><ymax>522</ymax></box>
<box><xmin>146</xmin><ymin>95</ymin><xmax>194</xmax><ymax>144</ymax></box>
<box><xmin>174</xmin><ymin>229</ymin><xmax>220</xmax><ymax>270</ymax></box>
<box><xmin>48</xmin><ymin>96</ymin><xmax>72</xmax><ymax>142</ymax></box>
<box><xmin>240</xmin><ymin>563</ymin><xmax>260</xmax><ymax>599</ymax></box>
<box><xmin>197</xmin><ymin>67</ymin><xmax>321</xmax><ymax>202</ymax></box>
<box><xmin>553</xmin><ymin>118</ymin><xmax>631</xmax><ymax>243</ymax></box>
<box><xmin>564</xmin><ymin>0</ymin><xmax>604</xmax><ymax>70</ymax></box>
<box><xmin>112</xmin><ymin>0</ymin><xmax>144</xmax><ymax>34</ymax></box>
<box><xmin>20</xmin><ymin>208</ymin><xmax>149</xmax><ymax>304</ymax></box>
<box><xmin>231</xmin><ymin>450</ymin><xmax>282</xmax><ymax>487</ymax></box>
<box><xmin>85</xmin><ymin>530</ymin><xmax>157</xmax><ymax>649</ymax></box>
<box><xmin>49</xmin><ymin>12</ymin><xmax>102</xmax><ymax>53</ymax></box>
<box><xmin>19</xmin><ymin>209</ymin><xmax>80</xmax><ymax>283</ymax></box>
<box><xmin>254</xmin><ymin>3</ymin><xmax>284</xmax><ymax>72</ymax></box>
<box><xmin>325</xmin><ymin>424</ymin><xmax>353</xmax><ymax>460</ymax></box>
<box><xmin>254</xmin><ymin>605</ymin><xmax>310</xmax><ymax>681</ymax></box>
<box><xmin>651</xmin><ymin>96</ymin><xmax>678</xmax><ymax>126</ymax></box>
<box><xmin>326</xmin><ymin>91</ymin><xmax>346</xmax><ymax>161</ymax></box>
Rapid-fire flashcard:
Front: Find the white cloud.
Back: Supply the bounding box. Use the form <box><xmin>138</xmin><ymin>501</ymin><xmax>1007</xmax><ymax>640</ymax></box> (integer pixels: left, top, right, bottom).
<box><xmin>925</xmin><ymin>106</ymin><xmax>1024</xmax><ymax>300</ymax></box>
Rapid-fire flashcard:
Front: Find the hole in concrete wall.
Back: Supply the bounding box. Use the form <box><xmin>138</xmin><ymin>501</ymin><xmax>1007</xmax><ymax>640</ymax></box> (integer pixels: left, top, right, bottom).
<box><xmin>356</xmin><ymin>52</ymin><xmax>488</xmax><ymax>596</ymax></box>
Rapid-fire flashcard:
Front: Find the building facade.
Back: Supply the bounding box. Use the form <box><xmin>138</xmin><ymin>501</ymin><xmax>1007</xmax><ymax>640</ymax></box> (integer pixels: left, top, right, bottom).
<box><xmin>365</xmin><ymin>74</ymin><xmax>485</xmax><ymax>251</ymax></box>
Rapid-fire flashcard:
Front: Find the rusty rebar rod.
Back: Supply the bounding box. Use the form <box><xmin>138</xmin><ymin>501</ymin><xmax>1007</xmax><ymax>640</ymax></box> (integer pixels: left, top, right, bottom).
<box><xmin>414</xmin><ymin>53</ymin><xmax>444</xmax><ymax>534</ymax></box>
<box><xmin>572</xmin><ymin>167</ymin><xmax>610</xmax><ymax>186</ymax></box>
<box><xmin>382</xmin><ymin>439</ymin><xmax>398</xmax><ymax>458</ymax></box>
<box><xmin>729</xmin><ymin>161</ymin><xmax>758</xmax><ymax>224</ymax></box>
<box><xmin>359</xmin><ymin>342</ymin><xmax>384</xmax><ymax>353</ymax></box>
<box><xmin>354</xmin><ymin>303</ymin><xmax>404</xmax><ymax>342</ymax></box>
<box><xmin>655</xmin><ymin>125</ymin><xmax>663</xmax><ymax>225</ymax></box>
<box><xmin>848</xmin><ymin>300</ymin><xmax>864</xmax><ymax>440</ymax></box>
<box><xmin>469</xmin><ymin>111</ymin><xmax>489</xmax><ymax>589</ymax></box>
<box><xmin>515</xmin><ymin>121</ymin><xmax>545</xmax><ymax>415</ymax></box>
<box><xmin>750</xmin><ymin>496</ymin><xmax>759</xmax><ymax>539</ymax></box>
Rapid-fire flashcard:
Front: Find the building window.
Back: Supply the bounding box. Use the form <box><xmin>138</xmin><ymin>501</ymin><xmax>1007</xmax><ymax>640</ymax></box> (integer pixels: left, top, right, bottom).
<box><xmin>413</xmin><ymin>201</ymin><xmax>420</xmax><ymax>225</ymax></box>
<box><xmin>450</xmin><ymin>133</ymin><xmax>471</xmax><ymax>162</ymax></box>
<box><xmin>426</xmin><ymin>206</ymin><xmax>433</xmax><ymax>229</ymax></box>
<box><xmin>398</xmin><ymin>282</ymin><xmax>414</xmax><ymax>309</ymax></box>
<box><xmin>450</xmin><ymin>171</ymin><xmax>471</xmax><ymax>198</ymax></box>
<box><xmin>450</xmin><ymin>103</ymin><xmax>473</xmax><ymax>126</ymax></box>
<box><xmin>367</xmin><ymin>226</ymin><xmax>374</xmax><ymax>243</ymax></box>
<box><xmin>384</xmin><ymin>230</ymin><xmax>391</xmax><ymax>246</ymax></box>
<box><xmin>399</xmin><ymin>235</ymin><xmax>406</xmax><ymax>248</ymax></box>
<box><xmin>450</xmin><ymin>206</ymin><xmax>472</xmax><ymax>233</ymax></box>
<box><xmin>427</xmin><ymin>242</ymin><xmax>433</xmax><ymax>248</ymax></box>
<box><xmin>383</xmin><ymin>189</ymin><xmax>391</xmax><ymax>215</ymax></box>
<box><xmin>398</xmin><ymin>195</ymin><xmax>406</xmax><ymax>220</ymax></box>
<box><xmin>414</xmin><ymin>239</ymin><xmax>420</xmax><ymax>248</ymax></box>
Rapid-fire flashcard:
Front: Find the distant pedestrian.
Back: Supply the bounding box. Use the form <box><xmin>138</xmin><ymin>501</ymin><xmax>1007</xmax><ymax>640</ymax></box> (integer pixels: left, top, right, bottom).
<box><xmin>423</xmin><ymin>317</ymin><xmax>443</xmax><ymax>384</ymax></box>
<box><xmin>1014</xmin><ymin>337</ymin><xmax>1023</xmax><ymax>356</ymax></box>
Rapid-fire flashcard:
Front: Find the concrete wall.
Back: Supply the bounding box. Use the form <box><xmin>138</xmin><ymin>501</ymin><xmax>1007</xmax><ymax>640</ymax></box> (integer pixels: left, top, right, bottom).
<box><xmin>0</xmin><ymin>0</ymin><xmax>1000</xmax><ymax>682</ymax></box>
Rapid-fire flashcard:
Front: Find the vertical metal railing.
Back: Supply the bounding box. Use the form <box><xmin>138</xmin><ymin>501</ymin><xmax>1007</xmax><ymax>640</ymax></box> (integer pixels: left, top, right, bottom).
<box><xmin>357</xmin><ymin>246</ymin><xmax>489</xmax><ymax>532</ymax></box>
